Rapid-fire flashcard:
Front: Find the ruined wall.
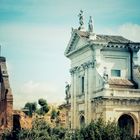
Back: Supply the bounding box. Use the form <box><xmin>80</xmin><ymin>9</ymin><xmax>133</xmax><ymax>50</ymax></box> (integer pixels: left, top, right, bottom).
<box><xmin>0</xmin><ymin>56</ymin><xmax>13</xmax><ymax>130</ymax></box>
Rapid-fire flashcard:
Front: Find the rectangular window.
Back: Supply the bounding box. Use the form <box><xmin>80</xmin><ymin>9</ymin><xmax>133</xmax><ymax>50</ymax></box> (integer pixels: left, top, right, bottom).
<box><xmin>111</xmin><ymin>69</ymin><xmax>121</xmax><ymax>77</ymax></box>
<box><xmin>82</xmin><ymin>77</ymin><xmax>84</xmax><ymax>93</ymax></box>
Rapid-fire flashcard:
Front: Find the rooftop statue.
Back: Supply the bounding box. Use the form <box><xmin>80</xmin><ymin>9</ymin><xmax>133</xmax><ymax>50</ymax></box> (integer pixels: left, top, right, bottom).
<box><xmin>88</xmin><ymin>16</ymin><xmax>93</xmax><ymax>32</ymax></box>
<box><xmin>78</xmin><ymin>10</ymin><xmax>84</xmax><ymax>29</ymax></box>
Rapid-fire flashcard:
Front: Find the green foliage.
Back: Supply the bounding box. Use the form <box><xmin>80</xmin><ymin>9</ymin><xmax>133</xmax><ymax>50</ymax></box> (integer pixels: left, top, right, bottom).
<box><xmin>72</xmin><ymin>118</ymin><xmax>139</xmax><ymax>140</ymax></box>
<box><xmin>50</xmin><ymin>109</ymin><xmax>61</xmax><ymax>127</ymax></box>
<box><xmin>18</xmin><ymin>117</ymin><xmax>67</xmax><ymax>140</ymax></box>
<box><xmin>1</xmin><ymin>117</ymin><xmax>140</xmax><ymax>140</ymax></box>
<box><xmin>51</xmin><ymin>127</ymin><xmax>67</xmax><ymax>140</ymax></box>
<box><xmin>0</xmin><ymin>129</ymin><xmax>12</xmax><ymax>140</ymax></box>
<box><xmin>37</xmin><ymin>98</ymin><xmax>49</xmax><ymax>115</ymax></box>
<box><xmin>51</xmin><ymin>108</ymin><xmax>57</xmax><ymax>120</ymax></box>
<box><xmin>38</xmin><ymin>98</ymin><xmax>47</xmax><ymax>106</ymax></box>
<box><xmin>119</xmin><ymin>127</ymin><xmax>136</xmax><ymax>140</ymax></box>
<box><xmin>23</xmin><ymin>102</ymin><xmax>37</xmax><ymax>117</ymax></box>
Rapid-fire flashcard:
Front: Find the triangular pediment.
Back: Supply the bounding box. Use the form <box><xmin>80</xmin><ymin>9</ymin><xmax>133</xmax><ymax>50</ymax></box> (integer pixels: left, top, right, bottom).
<box><xmin>65</xmin><ymin>29</ymin><xmax>89</xmax><ymax>56</ymax></box>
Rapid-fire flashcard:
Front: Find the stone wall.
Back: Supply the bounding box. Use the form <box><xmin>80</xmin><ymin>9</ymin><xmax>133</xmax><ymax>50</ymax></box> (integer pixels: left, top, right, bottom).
<box><xmin>0</xmin><ymin>57</ymin><xmax>13</xmax><ymax>130</ymax></box>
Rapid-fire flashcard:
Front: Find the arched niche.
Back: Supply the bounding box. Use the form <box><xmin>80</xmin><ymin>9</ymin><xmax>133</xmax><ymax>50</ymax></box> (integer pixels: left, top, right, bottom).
<box><xmin>80</xmin><ymin>115</ymin><xmax>85</xmax><ymax>127</ymax></box>
<box><xmin>118</xmin><ymin>114</ymin><xmax>135</xmax><ymax>136</ymax></box>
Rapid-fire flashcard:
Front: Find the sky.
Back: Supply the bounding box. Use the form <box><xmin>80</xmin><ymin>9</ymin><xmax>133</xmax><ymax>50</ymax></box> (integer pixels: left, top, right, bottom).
<box><xmin>0</xmin><ymin>0</ymin><xmax>140</xmax><ymax>109</ymax></box>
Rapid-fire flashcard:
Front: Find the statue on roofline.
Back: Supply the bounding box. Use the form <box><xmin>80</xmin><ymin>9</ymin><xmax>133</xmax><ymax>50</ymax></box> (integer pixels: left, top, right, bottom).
<box><xmin>88</xmin><ymin>16</ymin><xmax>93</xmax><ymax>32</ymax></box>
<box><xmin>78</xmin><ymin>10</ymin><xmax>84</xmax><ymax>29</ymax></box>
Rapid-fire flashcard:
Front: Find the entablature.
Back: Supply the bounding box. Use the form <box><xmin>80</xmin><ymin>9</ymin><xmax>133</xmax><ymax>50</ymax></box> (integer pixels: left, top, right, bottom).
<box><xmin>69</xmin><ymin>60</ymin><xmax>95</xmax><ymax>74</ymax></box>
<box><xmin>92</xmin><ymin>96</ymin><xmax>140</xmax><ymax>106</ymax></box>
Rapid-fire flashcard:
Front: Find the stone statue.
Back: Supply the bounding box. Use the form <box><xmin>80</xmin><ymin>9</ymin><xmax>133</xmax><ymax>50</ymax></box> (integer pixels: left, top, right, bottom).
<box><xmin>103</xmin><ymin>67</ymin><xmax>108</xmax><ymax>83</ymax></box>
<box><xmin>65</xmin><ymin>82</ymin><xmax>70</xmax><ymax>98</ymax></box>
<box><xmin>78</xmin><ymin>10</ymin><xmax>84</xmax><ymax>29</ymax></box>
<box><xmin>88</xmin><ymin>16</ymin><xmax>93</xmax><ymax>32</ymax></box>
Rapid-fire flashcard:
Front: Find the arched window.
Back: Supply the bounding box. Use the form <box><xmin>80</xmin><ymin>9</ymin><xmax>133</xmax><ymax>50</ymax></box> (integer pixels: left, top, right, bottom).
<box><xmin>81</xmin><ymin>76</ymin><xmax>84</xmax><ymax>93</ymax></box>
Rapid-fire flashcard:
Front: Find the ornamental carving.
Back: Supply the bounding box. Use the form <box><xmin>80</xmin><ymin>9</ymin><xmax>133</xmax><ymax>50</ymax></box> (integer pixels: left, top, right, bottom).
<box><xmin>69</xmin><ymin>66</ymin><xmax>78</xmax><ymax>74</ymax></box>
<box><xmin>70</xmin><ymin>60</ymin><xmax>95</xmax><ymax>74</ymax></box>
<box><xmin>79</xmin><ymin>110</ymin><xmax>84</xmax><ymax>115</ymax></box>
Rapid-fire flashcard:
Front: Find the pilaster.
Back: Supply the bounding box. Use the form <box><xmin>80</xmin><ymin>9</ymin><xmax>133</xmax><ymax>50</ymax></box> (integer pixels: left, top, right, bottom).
<box><xmin>81</xmin><ymin>61</ymin><xmax>94</xmax><ymax>125</ymax></box>
<box><xmin>73</xmin><ymin>72</ymin><xmax>77</xmax><ymax>129</ymax></box>
<box><xmin>84</xmin><ymin>67</ymin><xmax>88</xmax><ymax>124</ymax></box>
<box><xmin>70</xmin><ymin>67</ymin><xmax>78</xmax><ymax>129</ymax></box>
<box><xmin>87</xmin><ymin>65</ymin><xmax>94</xmax><ymax>123</ymax></box>
<box><xmin>70</xmin><ymin>72</ymin><xmax>74</xmax><ymax>129</ymax></box>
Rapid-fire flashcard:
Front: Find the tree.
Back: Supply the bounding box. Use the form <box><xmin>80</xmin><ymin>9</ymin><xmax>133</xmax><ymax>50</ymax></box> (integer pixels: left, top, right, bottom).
<box><xmin>51</xmin><ymin>109</ymin><xmax>57</xmax><ymax>120</ymax></box>
<box><xmin>38</xmin><ymin>98</ymin><xmax>47</xmax><ymax>106</ymax></box>
<box><xmin>18</xmin><ymin>117</ymin><xmax>67</xmax><ymax>140</ymax></box>
<box><xmin>37</xmin><ymin>98</ymin><xmax>49</xmax><ymax>115</ymax></box>
<box><xmin>23</xmin><ymin>102</ymin><xmax>37</xmax><ymax>117</ymax></box>
<box><xmin>18</xmin><ymin>117</ymin><xmax>52</xmax><ymax>140</ymax></box>
<box><xmin>1</xmin><ymin>117</ymin><xmax>139</xmax><ymax>140</ymax></box>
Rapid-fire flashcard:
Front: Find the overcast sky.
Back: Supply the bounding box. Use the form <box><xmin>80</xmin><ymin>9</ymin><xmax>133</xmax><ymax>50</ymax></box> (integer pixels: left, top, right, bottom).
<box><xmin>0</xmin><ymin>0</ymin><xmax>140</xmax><ymax>109</ymax></box>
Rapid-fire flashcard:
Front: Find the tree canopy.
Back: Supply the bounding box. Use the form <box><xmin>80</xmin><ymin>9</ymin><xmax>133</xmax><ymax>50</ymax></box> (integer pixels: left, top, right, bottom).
<box><xmin>23</xmin><ymin>102</ymin><xmax>37</xmax><ymax>117</ymax></box>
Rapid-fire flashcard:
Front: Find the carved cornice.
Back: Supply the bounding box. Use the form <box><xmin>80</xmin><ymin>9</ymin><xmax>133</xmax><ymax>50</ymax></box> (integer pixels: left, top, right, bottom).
<box><xmin>92</xmin><ymin>96</ymin><xmax>140</xmax><ymax>106</ymax></box>
<box><xmin>70</xmin><ymin>60</ymin><xmax>95</xmax><ymax>74</ymax></box>
<box><xmin>70</xmin><ymin>66</ymin><xmax>78</xmax><ymax>75</ymax></box>
<box><xmin>105</xmin><ymin>43</ymin><xmax>140</xmax><ymax>52</ymax></box>
<box><xmin>81</xmin><ymin>60</ymin><xmax>95</xmax><ymax>69</ymax></box>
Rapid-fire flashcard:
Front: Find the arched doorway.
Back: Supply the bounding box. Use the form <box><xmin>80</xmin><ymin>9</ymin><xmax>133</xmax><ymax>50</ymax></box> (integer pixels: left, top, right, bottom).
<box><xmin>13</xmin><ymin>114</ymin><xmax>21</xmax><ymax>140</ymax></box>
<box><xmin>80</xmin><ymin>115</ymin><xmax>85</xmax><ymax>127</ymax></box>
<box><xmin>118</xmin><ymin>114</ymin><xmax>134</xmax><ymax>136</ymax></box>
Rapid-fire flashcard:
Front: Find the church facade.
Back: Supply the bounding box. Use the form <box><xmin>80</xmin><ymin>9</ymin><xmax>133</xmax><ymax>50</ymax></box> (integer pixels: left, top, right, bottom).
<box><xmin>65</xmin><ymin>12</ymin><xmax>140</xmax><ymax>136</ymax></box>
<box><xmin>0</xmin><ymin>56</ymin><xmax>13</xmax><ymax>130</ymax></box>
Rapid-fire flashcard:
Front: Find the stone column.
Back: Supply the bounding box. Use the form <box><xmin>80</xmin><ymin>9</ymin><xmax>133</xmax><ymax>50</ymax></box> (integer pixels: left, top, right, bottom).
<box><xmin>87</xmin><ymin>63</ymin><xmax>94</xmax><ymax>123</ymax></box>
<box><xmin>73</xmin><ymin>71</ymin><xmax>77</xmax><ymax>129</ymax></box>
<box><xmin>84</xmin><ymin>65</ymin><xmax>88</xmax><ymax>124</ymax></box>
<box><xmin>70</xmin><ymin>71</ymin><xmax>74</xmax><ymax>129</ymax></box>
<box><xmin>70</xmin><ymin>67</ymin><xmax>77</xmax><ymax>129</ymax></box>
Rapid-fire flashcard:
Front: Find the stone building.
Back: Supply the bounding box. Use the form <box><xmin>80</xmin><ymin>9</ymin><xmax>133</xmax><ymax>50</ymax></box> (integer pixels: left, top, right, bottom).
<box><xmin>0</xmin><ymin>56</ymin><xmax>13</xmax><ymax>130</ymax></box>
<box><xmin>65</xmin><ymin>12</ymin><xmax>140</xmax><ymax>136</ymax></box>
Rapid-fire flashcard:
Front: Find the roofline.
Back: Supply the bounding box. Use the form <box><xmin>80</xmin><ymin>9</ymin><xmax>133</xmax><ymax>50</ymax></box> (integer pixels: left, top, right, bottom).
<box><xmin>108</xmin><ymin>42</ymin><xmax>140</xmax><ymax>45</ymax></box>
<box><xmin>65</xmin><ymin>44</ymin><xmax>89</xmax><ymax>58</ymax></box>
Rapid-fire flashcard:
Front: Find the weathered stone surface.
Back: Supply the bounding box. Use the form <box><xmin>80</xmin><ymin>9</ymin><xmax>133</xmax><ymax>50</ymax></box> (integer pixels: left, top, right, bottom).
<box><xmin>0</xmin><ymin>56</ymin><xmax>13</xmax><ymax>130</ymax></box>
<box><xmin>65</xmin><ymin>20</ymin><xmax>140</xmax><ymax>137</ymax></box>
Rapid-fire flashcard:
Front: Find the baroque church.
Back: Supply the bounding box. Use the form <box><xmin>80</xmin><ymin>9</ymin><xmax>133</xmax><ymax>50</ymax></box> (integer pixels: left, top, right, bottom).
<box><xmin>0</xmin><ymin>56</ymin><xmax>13</xmax><ymax>130</ymax></box>
<box><xmin>65</xmin><ymin>11</ymin><xmax>140</xmax><ymax>136</ymax></box>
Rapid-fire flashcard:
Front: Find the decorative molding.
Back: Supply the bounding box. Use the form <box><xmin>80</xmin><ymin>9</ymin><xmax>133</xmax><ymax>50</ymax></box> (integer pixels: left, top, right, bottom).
<box><xmin>69</xmin><ymin>60</ymin><xmax>95</xmax><ymax>74</ymax></box>
<box><xmin>79</xmin><ymin>110</ymin><xmax>84</xmax><ymax>115</ymax></box>
<box><xmin>81</xmin><ymin>60</ymin><xmax>95</xmax><ymax>69</ymax></box>
<box><xmin>93</xmin><ymin>97</ymin><xmax>140</xmax><ymax>106</ymax></box>
<box><xmin>105</xmin><ymin>43</ymin><xmax>140</xmax><ymax>52</ymax></box>
<box><xmin>69</xmin><ymin>66</ymin><xmax>78</xmax><ymax>75</ymax></box>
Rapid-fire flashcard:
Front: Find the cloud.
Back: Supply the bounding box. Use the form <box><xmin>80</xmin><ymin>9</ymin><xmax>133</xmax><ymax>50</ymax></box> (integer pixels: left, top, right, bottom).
<box><xmin>14</xmin><ymin>80</ymin><xmax>65</xmax><ymax>109</ymax></box>
<box><xmin>117</xmin><ymin>23</ymin><xmax>140</xmax><ymax>42</ymax></box>
<box><xmin>104</xmin><ymin>23</ymin><xmax>140</xmax><ymax>42</ymax></box>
